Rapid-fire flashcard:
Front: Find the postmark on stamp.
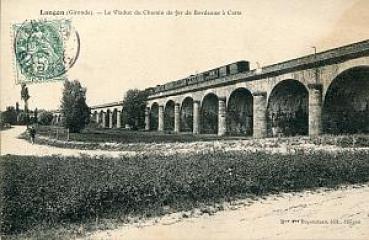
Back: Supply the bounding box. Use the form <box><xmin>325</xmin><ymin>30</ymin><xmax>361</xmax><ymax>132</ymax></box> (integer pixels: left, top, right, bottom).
<box><xmin>13</xmin><ymin>19</ymin><xmax>80</xmax><ymax>84</ymax></box>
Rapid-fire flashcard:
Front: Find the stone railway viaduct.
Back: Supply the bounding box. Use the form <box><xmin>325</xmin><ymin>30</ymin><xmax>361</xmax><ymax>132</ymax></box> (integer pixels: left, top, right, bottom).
<box><xmin>52</xmin><ymin>101</ymin><xmax>123</xmax><ymax>129</ymax></box>
<box><xmin>53</xmin><ymin>40</ymin><xmax>369</xmax><ymax>138</ymax></box>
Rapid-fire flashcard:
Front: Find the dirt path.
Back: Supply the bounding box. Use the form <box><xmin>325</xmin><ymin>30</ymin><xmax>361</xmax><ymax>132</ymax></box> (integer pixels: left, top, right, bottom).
<box><xmin>0</xmin><ymin>126</ymin><xmax>135</xmax><ymax>157</ymax></box>
<box><xmin>3</xmin><ymin>126</ymin><xmax>368</xmax><ymax>158</ymax></box>
<box><xmin>85</xmin><ymin>185</ymin><xmax>369</xmax><ymax>240</ymax></box>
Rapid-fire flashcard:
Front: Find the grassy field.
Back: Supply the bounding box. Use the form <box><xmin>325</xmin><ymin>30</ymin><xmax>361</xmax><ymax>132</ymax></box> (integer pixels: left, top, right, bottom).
<box><xmin>20</xmin><ymin>128</ymin><xmax>251</xmax><ymax>151</ymax></box>
<box><xmin>70</xmin><ymin>128</ymin><xmax>232</xmax><ymax>143</ymax></box>
<box><xmin>20</xmin><ymin>127</ymin><xmax>369</xmax><ymax>151</ymax></box>
<box><xmin>1</xmin><ymin>150</ymin><xmax>369</xmax><ymax>238</ymax></box>
<box><xmin>67</xmin><ymin>129</ymin><xmax>369</xmax><ymax>147</ymax></box>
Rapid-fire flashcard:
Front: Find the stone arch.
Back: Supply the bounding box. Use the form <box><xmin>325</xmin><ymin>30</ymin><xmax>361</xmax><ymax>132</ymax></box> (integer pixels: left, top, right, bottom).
<box><xmin>106</xmin><ymin>109</ymin><xmax>111</xmax><ymax>128</ymax></box>
<box><xmin>52</xmin><ymin>114</ymin><xmax>56</xmax><ymax>124</ymax></box>
<box><xmin>322</xmin><ymin>66</ymin><xmax>369</xmax><ymax>134</ymax></box>
<box><xmin>93</xmin><ymin>111</ymin><xmax>98</xmax><ymax>122</ymax></box>
<box><xmin>267</xmin><ymin>79</ymin><xmax>309</xmax><ymax>137</ymax></box>
<box><xmin>99</xmin><ymin>110</ymin><xmax>105</xmax><ymax>127</ymax></box>
<box><xmin>150</xmin><ymin>102</ymin><xmax>159</xmax><ymax>130</ymax></box>
<box><xmin>164</xmin><ymin>100</ymin><xmax>175</xmax><ymax>131</ymax></box>
<box><xmin>227</xmin><ymin>88</ymin><xmax>253</xmax><ymax>135</ymax></box>
<box><xmin>112</xmin><ymin>108</ymin><xmax>118</xmax><ymax>127</ymax></box>
<box><xmin>181</xmin><ymin>94</ymin><xmax>194</xmax><ymax>106</ymax></box>
<box><xmin>201</xmin><ymin>93</ymin><xmax>219</xmax><ymax>134</ymax></box>
<box><xmin>164</xmin><ymin>98</ymin><xmax>175</xmax><ymax>107</ymax></box>
<box><xmin>181</xmin><ymin>97</ymin><xmax>194</xmax><ymax>132</ymax></box>
<box><xmin>327</xmin><ymin>60</ymin><xmax>369</xmax><ymax>90</ymax></box>
<box><xmin>53</xmin><ymin>114</ymin><xmax>58</xmax><ymax>125</ymax></box>
<box><xmin>201</xmin><ymin>90</ymin><xmax>217</xmax><ymax>103</ymax></box>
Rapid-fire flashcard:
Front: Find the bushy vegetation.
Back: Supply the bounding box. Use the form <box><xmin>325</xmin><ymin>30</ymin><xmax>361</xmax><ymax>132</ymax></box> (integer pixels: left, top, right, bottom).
<box><xmin>122</xmin><ymin>89</ymin><xmax>150</xmax><ymax>129</ymax></box>
<box><xmin>73</xmin><ymin>128</ymin><xmax>225</xmax><ymax>143</ymax></box>
<box><xmin>60</xmin><ymin>80</ymin><xmax>90</xmax><ymax>133</ymax></box>
<box><xmin>310</xmin><ymin>134</ymin><xmax>369</xmax><ymax>147</ymax></box>
<box><xmin>37</xmin><ymin>110</ymin><xmax>54</xmax><ymax>125</ymax></box>
<box><xmin>0</xmin><ymin>107</ymin><xmax>17</xmax><ymax>125</ymax></box>
<box><xmin>0</xmin><ymin>122</ymin><xmax>11</xmax><ymax>131</ymax></box>
<box><xmin>0</xmin><ymin>104</ymin><xmax>41</xmax><ymax>126</ymax></box>
<box><xmin>27</xmin><ymin>128</ymin><xmax>369</xmax><ymax>152</ymax></box>
<box><xmin>1</xmin><ymin>150</ymin><xmax>369</xmax><ymax>235</ymax></box>
<box><xmin>22</xmin><ymin>128</ymin><xmax>227</xmax><ymax>150</ymax></box>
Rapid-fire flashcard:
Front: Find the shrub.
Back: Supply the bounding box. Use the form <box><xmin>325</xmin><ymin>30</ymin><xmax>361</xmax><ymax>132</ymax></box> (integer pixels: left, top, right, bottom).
<box><xmin>16</xmin><ymin>112</ymin><xmax>28</xmax><ymax>125</ymax></box>
<box><xmin>310</xmin><ymin>134</ymin><xmax>369</xmax><ymax>147</ymax></box>
<box><xmin>37</xmin><ymin>111</ymin><xmax>54</xmax><ymax>125</ymax></box>
<box><xmin>1</xmin><ymin>107</ymin><xmax>17</xmax><ymax>125</ymax></box>
<box><xmin>1</xmin><ymin>151</ymin><xmax>369</xmax><ymax>235</ymax></box>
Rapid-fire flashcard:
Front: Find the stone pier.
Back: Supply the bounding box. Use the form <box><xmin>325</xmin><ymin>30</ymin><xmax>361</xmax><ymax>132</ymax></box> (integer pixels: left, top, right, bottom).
<box><xmin>308</xmin><ymin>84</ymin><xmax>323</xmax><ymax>136</ymax></box>
<box><xmin>102</xmin><ymin>112</ymin><xmax>106</xmax><ymax>128</ymax></box>
<box><xmin>108</xmin><ymin>112</ymin><xmax>113</xmax><ymax>128</ymax></box>
<box><xmin>117</xmin><ymin>111</ymin><xmax>121</xmax><ymax>128</ymax></box>
<box><xmin>253</xmin><ymin>92</ymin><xmax>267</xmax><ymax>138</ymax></box>
<box><xmin>174</xmin><ymin>103</ymin><xmax>180</xmax><ymax>133</ymax></box>
<box><xmin>145</xmin><ymin>107</ymin><xmax>150</xmax><ymax>130</ymax></box>
<box><xmin>158</xmin><ymin>105</ymin><xmax>164</xmax><ymax>131</ymax></box>
<box><xmin>218</xmin><ymin>97</ymin><xmax>227</xmax><ymax>136</ymax></box>
<box><xmin>193</xmin><ymin>101</ymin><xmax>200</xmax><ymax>134</ymax></box>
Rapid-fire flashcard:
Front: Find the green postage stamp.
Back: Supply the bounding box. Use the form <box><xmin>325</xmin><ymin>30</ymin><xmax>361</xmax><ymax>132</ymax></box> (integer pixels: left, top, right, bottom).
<box><xmin>13</xmin><ymin>19</ymin><xmax>80</xmax><ymax>84</ymax></box>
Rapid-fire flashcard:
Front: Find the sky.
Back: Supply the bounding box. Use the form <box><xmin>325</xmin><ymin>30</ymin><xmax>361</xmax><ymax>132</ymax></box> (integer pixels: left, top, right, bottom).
<box><xmin>1</xmin><ymin>0</ymin><xmax>368</xmax><ymax>111</ymax></box>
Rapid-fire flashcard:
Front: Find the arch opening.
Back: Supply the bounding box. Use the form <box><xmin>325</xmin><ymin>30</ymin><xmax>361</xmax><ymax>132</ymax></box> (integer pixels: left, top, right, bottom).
<box><xmin>93</xmin><ymin>111</ymin><xmax>98</xmax><ymax>124</ymax></box>
<box><xmin>267</xmin><ymin>80</ymin><xmax>308</xmax><ymax>137</ymax></box>
<box><xmin>112</xmin><ymin>109</ymin><xmax>118</xmax><ymax>128</ymax></box>
<box><xmin>227</xmin><ymin>88</ymin><xmax>253</xmax><ymax>135</ymax></box>
<box><xmin>106</xmin><ymin>109</ymin><xmax>111</xmax><ymax>128</ymax></box>
<box><xmin>323</xmin><ymin>67</ymin><xmax>369</xmax><ymax>134</ymax></box>
<box><xmin>164</xmin><ymin>100</ymin><xmax>175</xmax><ymax>131</ymax></box>
<box><xmin>99</xmin><ymin>110</ymin><xmax>104</xmax><ymax>128</ymax></box>
<box><xmin>201</xmin><ymin>93</ymin><xmax>219</xmax><ymax>134</ymax></box>
<box><xmin>150</xmin><ymin>103</ymin><xmax>159</xmax><ymax>130</ymax></box>
<box><xmin>181</xmin><ymin>97</ymin><xmax>193</xmax><ymax>132</ymax></box>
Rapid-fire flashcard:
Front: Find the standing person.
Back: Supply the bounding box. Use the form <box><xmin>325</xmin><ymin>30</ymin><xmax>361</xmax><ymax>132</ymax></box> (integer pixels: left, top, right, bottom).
<box><xmin>29</xmin><ymin>126</ymin><xmax>36</xmax><ymax>144</ymax></box>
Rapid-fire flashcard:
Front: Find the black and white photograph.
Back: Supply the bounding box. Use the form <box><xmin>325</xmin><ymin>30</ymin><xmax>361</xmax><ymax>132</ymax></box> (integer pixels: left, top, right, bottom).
<box><xmin>1</xmin><ymin>0</ymin><xmax>369</xmax><ymax>239</ymax></box>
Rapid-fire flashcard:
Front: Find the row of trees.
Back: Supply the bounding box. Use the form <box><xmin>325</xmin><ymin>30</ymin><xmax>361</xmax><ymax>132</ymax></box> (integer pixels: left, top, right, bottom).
<box><xmin>1</xmin><ymin>79</ymin><xmax>149</xmax><ymax>133</ymax></box>
<box><xmin>0</xmin><ymin>80</ymin><xmax>90</xmax><ymax>133</ymax></box>
<box><xmin>60</xmin><ymin>80</ymin><xmax>149</xmax><ymax>132</ymax></box>
<box><xmin>0</xmin><ymin>106</ymin><xmax>54</xmax><ymax>126</ymax></box>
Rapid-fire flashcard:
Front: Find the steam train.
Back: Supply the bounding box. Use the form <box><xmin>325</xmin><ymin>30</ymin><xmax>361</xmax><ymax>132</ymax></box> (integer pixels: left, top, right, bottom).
<box><xmin>152</xmin><ymin>60</ymin><xmax>250</xmax><ymax>93</ymax></box>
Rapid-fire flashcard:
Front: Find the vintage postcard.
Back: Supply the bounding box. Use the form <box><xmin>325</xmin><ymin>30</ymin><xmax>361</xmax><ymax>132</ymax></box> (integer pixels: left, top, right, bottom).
<box><xmin>1</xmin><ymin>0</ymin><xmax>369</xmax><ymax>239</ymax></box>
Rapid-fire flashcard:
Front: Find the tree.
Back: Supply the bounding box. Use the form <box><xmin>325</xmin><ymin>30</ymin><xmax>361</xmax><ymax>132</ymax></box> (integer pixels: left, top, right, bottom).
<box><xmin>20</xmin><ymin>84</ymin><xmax>30</xmax><ymax>124</ymax></box>
<box><xmin>34</xmin><ymin>108</ymin><xmax>38</xmax><ymax>120</ymax></box>
<box><xmin>29</xmin><ymin>108</ymin><xmax>38</xmax><ymax>124</ymax></box>
<box><xmin>1</xmin><ymin>107</ymin><xmax>17</xmax><ymax>124</ymax></box>
<box><xmin>122</xmin><ymin>89</ymin><xmax>149</xmax><ymax>129</ymax></box>
<box><xmin>15</xmin><ymin>102</ymin><xmax>20</xmax><ymax>113</ymax></box>
<box><xmin>17</xmin><ymin>112</ymin><xmax>28</xmax><ymax>125</ymax></box>
<box><xmin>37</xmin><ymin>110</ymin><xmax>54</xmax><ymax>125</ymax></box>
<box><xmin>60</xmin><ymin>80</ymin><xmax>90</xmax><ymax>133</ymax></box>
